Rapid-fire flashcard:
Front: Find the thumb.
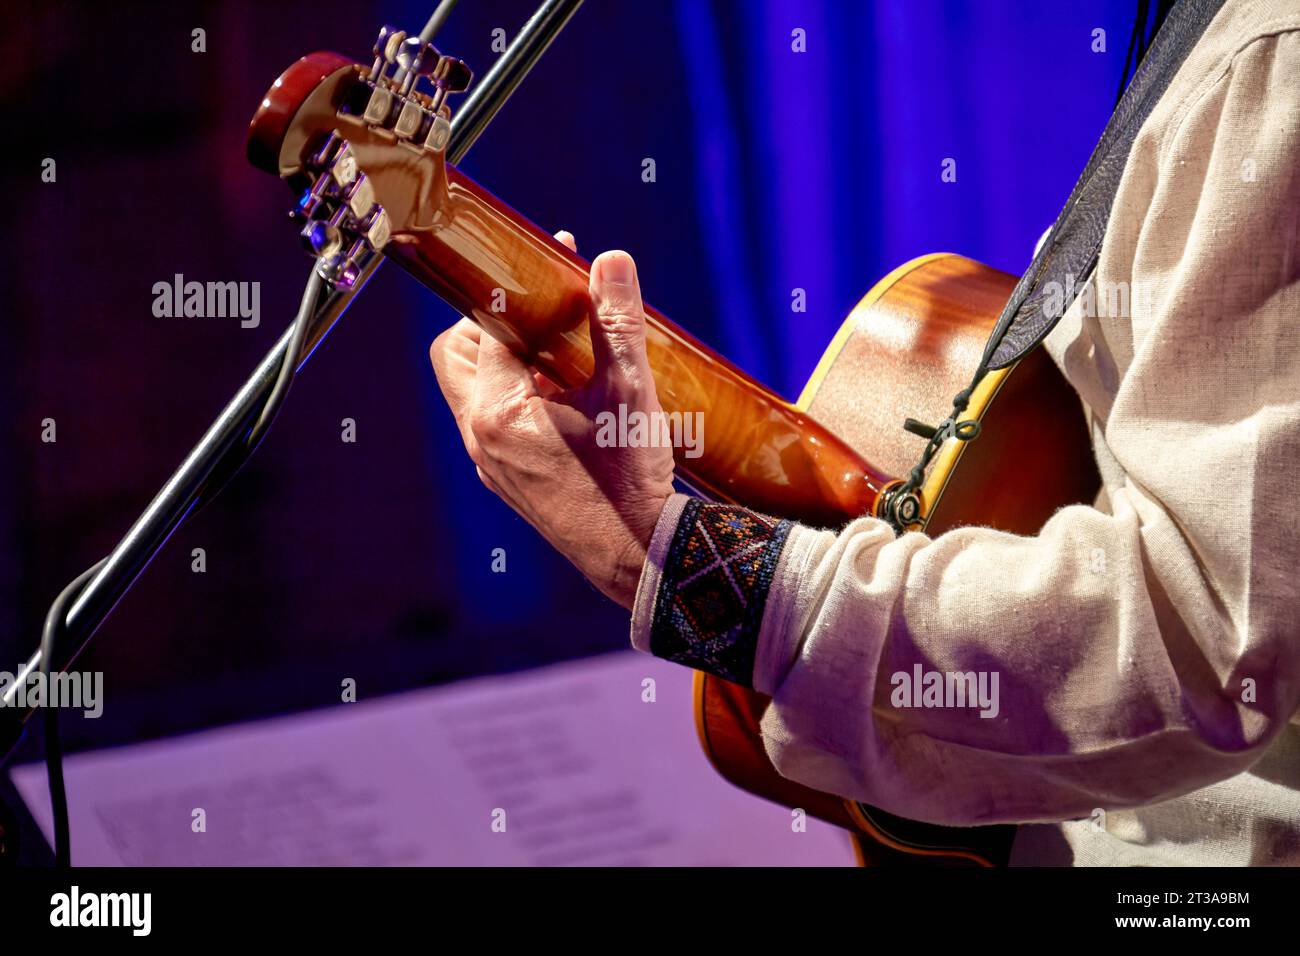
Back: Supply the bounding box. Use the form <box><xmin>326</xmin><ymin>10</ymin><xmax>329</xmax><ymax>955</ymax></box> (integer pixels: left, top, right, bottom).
<box><xmin>588</xmin><ymin>250</ymin><xmax>651</xmax><ymax>391</ymax></box>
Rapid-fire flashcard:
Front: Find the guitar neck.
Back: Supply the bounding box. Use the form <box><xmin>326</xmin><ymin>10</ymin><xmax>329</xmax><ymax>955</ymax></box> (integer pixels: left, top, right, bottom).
<box><xmin>384</xmin><ymin>162</ymin><xmax>890</xmax><ymax>526</ymax></box>
<box><xmin>246</xmin><ymin>52</ymin><xmax>891</xmax><ymax>527</ymax></box>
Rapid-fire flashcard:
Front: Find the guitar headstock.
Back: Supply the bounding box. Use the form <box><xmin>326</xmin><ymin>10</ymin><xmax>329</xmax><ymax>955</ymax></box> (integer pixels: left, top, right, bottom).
<box><xmin>247</xmin><ymin>26</ymin><xmax>472</xmax><ymax>288</ymax></box>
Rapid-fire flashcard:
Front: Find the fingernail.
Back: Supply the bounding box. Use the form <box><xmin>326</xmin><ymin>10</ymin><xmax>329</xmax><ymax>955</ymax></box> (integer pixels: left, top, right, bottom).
<box><xmin>598</xmin><ymin>251</ymin><xmax>635</xmax><ymax>287</ymax></box>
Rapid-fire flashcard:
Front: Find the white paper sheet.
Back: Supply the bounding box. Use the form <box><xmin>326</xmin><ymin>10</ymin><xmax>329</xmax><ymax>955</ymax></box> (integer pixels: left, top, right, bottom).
<box><xmin>10</xmin><ymin>652</ymin><xmax>856</xmax><ymax>866</ymax></box>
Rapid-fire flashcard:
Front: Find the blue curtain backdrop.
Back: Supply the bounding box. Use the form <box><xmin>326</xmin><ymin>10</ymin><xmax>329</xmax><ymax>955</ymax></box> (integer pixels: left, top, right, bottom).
<box><xmin>674</xmin><ymin>0</ymin><xmax>1135</xmax><ymax>397</ymax></box>
<box><xmin>403</xmin><ymin>0</ymin><xmax>1134</xmax><ymax>631</ymax></box>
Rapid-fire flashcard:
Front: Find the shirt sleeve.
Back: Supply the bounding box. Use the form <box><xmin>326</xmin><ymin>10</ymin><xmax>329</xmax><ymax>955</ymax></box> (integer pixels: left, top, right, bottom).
<box><xmin>630</xmin><ymin>28</ymin><xmax>1300</xmax><ymax>827</ymax></box>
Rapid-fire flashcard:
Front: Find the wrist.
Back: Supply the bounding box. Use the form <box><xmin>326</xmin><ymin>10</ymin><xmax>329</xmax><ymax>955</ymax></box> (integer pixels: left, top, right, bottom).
<box><xmin>604</xmin><ymin>491</ymin><xmax>672</xmax><ymax>609</ymax></box>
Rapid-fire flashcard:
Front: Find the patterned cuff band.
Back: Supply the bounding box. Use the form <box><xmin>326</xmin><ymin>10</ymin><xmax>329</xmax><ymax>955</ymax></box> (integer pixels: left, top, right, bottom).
<box><xmin>645</xmin><ymin>497</ymin><xmax>793</xmax><ymax>687</ymax></box>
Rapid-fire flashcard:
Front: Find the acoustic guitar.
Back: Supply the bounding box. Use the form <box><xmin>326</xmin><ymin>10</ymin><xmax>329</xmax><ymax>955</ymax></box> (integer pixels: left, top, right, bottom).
<box><xmin>249</xmin><ymin>44</ymin><xmax>1100</xmax><ymax>866</ymax></box>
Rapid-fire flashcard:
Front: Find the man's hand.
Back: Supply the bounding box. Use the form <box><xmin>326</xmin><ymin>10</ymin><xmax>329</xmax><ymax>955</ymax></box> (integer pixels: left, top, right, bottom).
<box><xmin>429</xmin><ymin>235</ymin><xmax>675</xmax><ymax>608</ymax></box>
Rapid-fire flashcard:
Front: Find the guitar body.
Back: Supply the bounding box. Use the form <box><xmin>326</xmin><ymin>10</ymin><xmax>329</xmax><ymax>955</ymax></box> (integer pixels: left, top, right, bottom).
<box><xmin>695</xmin><ymin>253</ymin><xmax>1100</xmax><ymax>866</ymax></box>
<box><xmin>249</xmin><ymin>51</ymin><xmax>1100</xmax><ymax>867</ymax></box>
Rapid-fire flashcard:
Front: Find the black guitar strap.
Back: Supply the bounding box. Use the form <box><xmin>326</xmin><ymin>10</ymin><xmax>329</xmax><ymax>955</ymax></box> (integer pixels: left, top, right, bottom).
<box><xmin>884</xmin><ymin>0</ymin><xmax>1229</xmax><ymax>532</ymax></box>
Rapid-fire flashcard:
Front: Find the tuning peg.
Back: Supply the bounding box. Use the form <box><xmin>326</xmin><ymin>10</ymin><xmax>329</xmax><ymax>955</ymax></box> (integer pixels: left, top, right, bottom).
<box><xmin>434</xmin><ymin>57</ymin><xmax>472</xmax><ymax>94</ymax></box>
<box><xmin>417</xmin><ymin>56</ymin><xmax>472</xmax><ymax>113</ymax></box>
<box><xmin>369</xmin><ymin>24</ymin><xmax>401</xmax><ymax>79</ymax></box>
<box><xmin>383</xmin><ymin>30</ymin><xmax>408</xmax><ymax>64</ymax></box>
<box><xmin>396</xmin><ymin>36</ymin><xmax>431</xmax><ymax>74</ymax></box>
<box><xmin>396</xmin><ymin>36</ymin><xmax>439</xmax><ymax>95</ymax></box>
<box><xmin>372</xmin><ymin>24</ymin><xmax>400</xmax><ymax>58</ymax></box>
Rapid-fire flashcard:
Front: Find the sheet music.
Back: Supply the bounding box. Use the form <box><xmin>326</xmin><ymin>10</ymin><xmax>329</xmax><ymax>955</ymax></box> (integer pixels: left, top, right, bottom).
<box><xmin>9</xmin><ymin>652</ymin><xmax>855</xmax><ymax>866</ymax></box>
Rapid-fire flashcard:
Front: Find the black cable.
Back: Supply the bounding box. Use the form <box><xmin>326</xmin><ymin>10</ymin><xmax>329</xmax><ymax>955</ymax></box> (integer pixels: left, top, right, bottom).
<box><xmin>35</xmin><ymin>265</ymin><xmax>323</xmax><ymax>868</ymax></box>
<box><xmin>38</xmin><ymin>558</ymin><xmax>107</xmax><ymax>867</ymax></box>
<box><xmin>248</xmin><ymin>267</ymin><xmax>326</xmax><ymax>447</ymax></box>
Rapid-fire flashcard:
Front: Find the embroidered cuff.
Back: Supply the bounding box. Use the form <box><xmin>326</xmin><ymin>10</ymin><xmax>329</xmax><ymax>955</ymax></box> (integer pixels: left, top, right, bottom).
<box><xmin>630</xmin><ymin>493</ymin><xmax>793</xmax><ymax>687</ymax></box>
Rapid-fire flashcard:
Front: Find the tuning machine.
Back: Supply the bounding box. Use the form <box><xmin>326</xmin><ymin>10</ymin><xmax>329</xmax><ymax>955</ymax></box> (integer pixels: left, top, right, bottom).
<box><xmin>368</xmin><ymin>25</ymin><xmax>407</xmax><ymax>85</ymax></box>
<box><xmin>358</xmin><ymin>23</ymin><xmax>472</xmax><ymax>153</ymax></box>
<box><xmin>289</xmin><ymin>137</ymin><xmax>389</xmax><ymax>289</ymax></box>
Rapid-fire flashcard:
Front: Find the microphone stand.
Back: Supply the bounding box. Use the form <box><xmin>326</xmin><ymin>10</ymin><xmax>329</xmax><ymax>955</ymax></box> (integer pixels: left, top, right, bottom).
<box><xmin>0</xmin><ymin>0</ymin><xmax>584</xmax><ymax>765</ymax></box>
